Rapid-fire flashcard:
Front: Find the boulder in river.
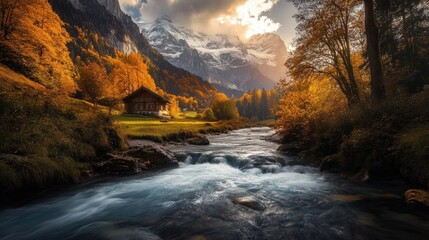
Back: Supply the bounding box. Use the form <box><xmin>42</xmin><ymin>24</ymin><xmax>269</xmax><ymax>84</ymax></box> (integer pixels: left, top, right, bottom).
<box><xmin>232</xmin><ymin>196</ymin><xmax>265</xmax><ymax>211</ymax></box>
<box><xmin>405</xmin><ymin>189</ymin><xmax>429</xmax><ymax>207</ymax></box>
<box><xmin>187</xmin><ymin>136</ymin><xmax>210</xmax><ymax>145</ymax></box>
<box><xmin>174</xmin><ymin>152</ymin><xmax>189</xmax><ymax>162</ymax></box>
<box><xmin>95</xmin><ymin>156</ymin><xmax>140</xmax><ymax>175</ymax></box>
<box><xmin>96</xmin><ymin>145</ymin><xmax>179</xmax><ymax>175</ymax></box>
<box><xmin>126</xmin><ymin>144</ymin><xmax>179</xmax><ymax>169</ymax></box>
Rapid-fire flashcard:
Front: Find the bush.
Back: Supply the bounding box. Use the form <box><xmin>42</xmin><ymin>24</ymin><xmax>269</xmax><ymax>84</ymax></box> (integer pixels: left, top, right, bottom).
<box><xmin>396</xmin><ymin>124</ymin><xmax>429</xmax><ymax>186</ymax></box>
<box><xmin>195</xmin><ymin>113</ymin><xmax>203</xmax><ymax>119</ymax></box>
<box><xmin>202</xmin><ymin>108</ymin><xmax>216</xmax><ymax>121</ymax></box>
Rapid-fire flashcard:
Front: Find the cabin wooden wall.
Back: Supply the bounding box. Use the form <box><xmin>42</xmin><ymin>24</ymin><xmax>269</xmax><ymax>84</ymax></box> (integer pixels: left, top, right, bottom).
<box><xmin>125</xmin><ymin>91</ymin><xmax>167</xmax><ymax>114</ymax></box>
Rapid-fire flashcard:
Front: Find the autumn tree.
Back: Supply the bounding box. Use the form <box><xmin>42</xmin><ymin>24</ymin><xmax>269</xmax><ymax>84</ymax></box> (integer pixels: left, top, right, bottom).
<box><xmin>77</xmin><ymin>62</ymin><xmax>108</xmax><ymax>108</ymax></box>
<box><xmin>211</xmin><ymin>93</ymin><xmax>239</xmax><ymax>120</ymax></box>
<box><xmin>109</xmin><ymin>53</ymin><xmax>156</xmax><ymax>97</ymax></box>
<box><xmin>276</xmin><ymin>76</ymin><xmax>347</xmax><ymax>138</ymax></box>
<box><xmin>236</xmin><ymin>89</ymin><xmax>276</xmax><ymax>120</ymax></box>
<box><xmin>167</xmin><ymin>97</ymin><xmax>181</xmax><ymax>118</ymax></box>
<box><xmin>0</xmin><ymin>0</ymin><xmax>33</xmax><ymax>40</ymax></box>
<box><xmin>0</xmin><ymin>0</ymin><xmax>76</xmax><ymax>93</ymax></box>
<box><xmin>288</xmin><ymin>0</ymin><xmax>364</xmax><ymax>106</ymax></box>
<box><xmin>202</xmin><ymin>108</ymin><xmax>216</xmax><ymax>121</ymax></box>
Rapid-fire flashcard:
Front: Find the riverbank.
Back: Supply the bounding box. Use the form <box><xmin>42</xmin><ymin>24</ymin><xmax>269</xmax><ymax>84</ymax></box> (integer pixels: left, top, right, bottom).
<box><xmin>275</xmin><ymin>92</ymin><xmax>429</xmax><ymax>207</ymax></box>
<box><xmin>0</xmin><ymin>141</ymin><xmax>183</xmax><ymax>209</ymax></box>
<box><xmin>277</xmin><ymin>92</ymin><xmax>429</xmax><ymax>185</ymax></box>
<box><xmin>0</xmin><ymin>66</ymin><xmax>130</xmax><ymax>206</ymax></box>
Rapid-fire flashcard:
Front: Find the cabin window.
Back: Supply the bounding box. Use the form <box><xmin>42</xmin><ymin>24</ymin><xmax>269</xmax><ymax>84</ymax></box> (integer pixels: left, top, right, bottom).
<box><xmin>148</xmin><ymin>103</ymin><xmax>155</xmax><ymax>111</ymax></box>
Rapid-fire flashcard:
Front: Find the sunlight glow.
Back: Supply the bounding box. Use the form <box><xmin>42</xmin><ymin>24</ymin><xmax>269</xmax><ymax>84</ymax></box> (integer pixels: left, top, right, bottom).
<box><xmin>217</xmin><ymin>0</ymin><xmax>280</xmax><ymax>38</ymax></box>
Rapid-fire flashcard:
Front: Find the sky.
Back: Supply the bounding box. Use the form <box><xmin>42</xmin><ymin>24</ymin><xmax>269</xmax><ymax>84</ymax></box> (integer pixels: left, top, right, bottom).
<box><xmin>118</xmin><ymin>0</ymin><xmax>297</xmax><ymax>48</ymax></box>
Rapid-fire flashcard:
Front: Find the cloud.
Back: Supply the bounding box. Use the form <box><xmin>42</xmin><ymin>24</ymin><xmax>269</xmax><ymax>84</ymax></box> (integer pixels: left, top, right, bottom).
<box><xmin>118</xmin><ymin>0</ymin><xmax>146</xmax><ymax>7</ymax></box>
<box><xmin>118</xmin><ymin>0</ymin><xmax>280</xmax><ymax>39</ymax></box>
<box><xmin>218</xmin><ymin>0</ymin><xmax>280</xmax><ymax>38</ymax></box>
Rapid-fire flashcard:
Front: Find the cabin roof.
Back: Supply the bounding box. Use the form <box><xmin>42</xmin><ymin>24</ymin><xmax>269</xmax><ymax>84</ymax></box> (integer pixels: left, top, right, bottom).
<box><xmin>122</xmin><ymin>86</ymin><xmax>171</xmax><ymax>103</ymax></box>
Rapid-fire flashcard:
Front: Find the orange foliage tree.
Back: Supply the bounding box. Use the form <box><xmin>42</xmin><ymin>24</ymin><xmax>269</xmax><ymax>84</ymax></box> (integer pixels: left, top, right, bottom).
<box><xmin>0</xmin><ymin>0</ymin><xmax>76</xmax><ymax>93</ymax></box>
<box><xmin>77</xmin><ymin>62</ymin><xmax>108</xmax><ymax>108</ymax></box>
<box><xmin>109</xmin><ymin>54</ymin><xmax>156</xmax><ymax>97</ymax></box>
<box><xmin>275</xmin><ymin>77</ymin><xmax>347</xmax><ymax>138</ymax></box>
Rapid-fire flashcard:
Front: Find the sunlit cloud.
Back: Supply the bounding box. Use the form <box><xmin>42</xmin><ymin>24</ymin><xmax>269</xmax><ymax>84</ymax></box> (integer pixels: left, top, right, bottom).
<box><xmin>217</xmin><ymin>0</ymin><xmax>280</xmax><ymax>38</ymax></box>
<box><xmin>117</xmin><ymin>0</ymin><xmax>289</xmax><ymax>42</ymax></box>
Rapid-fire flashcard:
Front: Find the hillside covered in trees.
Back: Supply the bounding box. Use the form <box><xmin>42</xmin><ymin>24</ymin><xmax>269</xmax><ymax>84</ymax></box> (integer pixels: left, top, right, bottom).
<box><xmin>0</xmin><ymin>0</ymin><xmax>130</xmax><ymax>201</ymax></box>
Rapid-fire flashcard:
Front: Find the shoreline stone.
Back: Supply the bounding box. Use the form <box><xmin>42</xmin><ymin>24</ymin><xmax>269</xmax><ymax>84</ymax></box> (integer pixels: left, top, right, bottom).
<box><xmin>95</xmin><ymin>145</ymin><xmax>179</xmax><ymax>175</ymax></box>
<box><xmin>405</xmin><ymin>189</ymin><xmax>429</xmax><ymax>207</ymax></box>
<box><xmin>187</xmin><ymin>135</ymin><xmax>210</xmax><ymax>145</ymax></box>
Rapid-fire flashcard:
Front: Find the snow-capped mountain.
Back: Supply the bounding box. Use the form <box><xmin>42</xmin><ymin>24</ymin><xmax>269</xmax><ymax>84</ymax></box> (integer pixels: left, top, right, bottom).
<box><xmin>139</xmin><ymin>16</ymin><xmax>287</xmax><ymax>91</ymax></box>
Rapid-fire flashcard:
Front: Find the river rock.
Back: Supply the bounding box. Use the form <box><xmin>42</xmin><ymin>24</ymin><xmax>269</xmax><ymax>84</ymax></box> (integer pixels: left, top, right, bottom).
<box><xmin>95</xmin><ymin>156</ymin><xmax>140</xmax><ymax>175</ymax></box>
<box><xmin>174</xmin><ymin>153</ymin><xmax>189</xmax><ymax>162</ymax></box>
<box><xmin>405</xmin><ymin>189</ymin><xmax>429</xmax><ymax>207</ymax></box>
<box><xmin>187</xmin><ymin>136</ymin><xmax>210</xmax><ymax>145</ymax></box>
<box><xmin>126</xmin><ymin>145</ymin><xmax>179</xmax><ymax>168</ymax></box>
<box><xmin>232</xmin><ymin>196</ymin><xmax>265</xmax><ymax>211</ymax></box>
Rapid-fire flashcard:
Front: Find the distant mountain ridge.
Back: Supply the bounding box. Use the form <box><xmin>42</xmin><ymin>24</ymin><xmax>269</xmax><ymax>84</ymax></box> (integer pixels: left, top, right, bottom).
<box><xmin>51</xmin><ymin>0</ymin><xmax>218</xmax><ymax>100</ymax></box>
<box><xmin>139</xmin><ymin>17</ymin><xmax>288</xmax><ymax>91</ymax></box>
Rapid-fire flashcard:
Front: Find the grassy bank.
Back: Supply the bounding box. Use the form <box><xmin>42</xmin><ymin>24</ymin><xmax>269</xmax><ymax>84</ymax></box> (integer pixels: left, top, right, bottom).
<box><xmin>114</xmin><ymin>112</ymin><xmax>267</xmax><ymax>142</ymax></box>
<box><xmin>0</xmin><ymin>66</ymin><xmax>127</xmax><ymax>203</ymax></box>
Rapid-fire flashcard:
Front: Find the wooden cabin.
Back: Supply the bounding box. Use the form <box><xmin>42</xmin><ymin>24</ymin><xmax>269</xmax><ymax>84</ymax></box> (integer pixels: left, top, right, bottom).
<box><xmin>123</xmin><ymin>86</ymin><xmax>171</xmax><ymax>116</ymax></box>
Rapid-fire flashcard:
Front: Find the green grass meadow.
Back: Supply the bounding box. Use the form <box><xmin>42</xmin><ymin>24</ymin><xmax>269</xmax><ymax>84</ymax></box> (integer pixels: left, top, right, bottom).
<box><xmin>113</xmin><ymin>112</ymin><xmax>218</xmax><ymax>139</ymax></box>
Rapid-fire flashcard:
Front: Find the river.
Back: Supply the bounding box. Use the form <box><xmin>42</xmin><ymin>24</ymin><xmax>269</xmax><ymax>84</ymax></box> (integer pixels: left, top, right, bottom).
<box><xmin>0</xmin><ymin>127</ymin><xmax>428</xmax><ymax>240</ymax></box>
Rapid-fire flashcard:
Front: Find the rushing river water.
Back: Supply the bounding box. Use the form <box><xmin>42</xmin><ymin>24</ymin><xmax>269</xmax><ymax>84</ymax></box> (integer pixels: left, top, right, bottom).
<box><xmin>1</xmin><ymin>127</ymin><xmax>429</xmax><ymax>240</ymax></box>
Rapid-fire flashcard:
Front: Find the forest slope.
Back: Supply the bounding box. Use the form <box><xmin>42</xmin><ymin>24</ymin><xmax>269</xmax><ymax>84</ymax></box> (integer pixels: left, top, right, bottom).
<box><xmin>0</xmin><ymin>65</ymin><xmax>127</xmax><ymax>204</ymax></box>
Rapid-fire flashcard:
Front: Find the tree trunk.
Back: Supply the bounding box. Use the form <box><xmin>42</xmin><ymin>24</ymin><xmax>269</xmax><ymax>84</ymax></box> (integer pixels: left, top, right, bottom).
<box><xmin>364</xmin><ymin>0</ymin><xmax>386</xmax><ymax>102</ymax></box>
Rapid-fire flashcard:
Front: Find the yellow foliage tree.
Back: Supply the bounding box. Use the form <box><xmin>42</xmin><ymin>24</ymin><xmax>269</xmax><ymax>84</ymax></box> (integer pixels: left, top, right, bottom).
<box><xmin>276</xmin><ymin>77</ymin><xmax>347</xmax><ymax>137</ymax></box>
<box><xmin>108</xmin><ymin>53</ymin><xmax>156</xmax><ymax>97</ymax></box>
<box><xmin>0</xmin><ymin>0</ymin><xmax>76</xmax><ymax>93</ymax></box>
<box><xmin>211</xmin><ymin>93</ymin><xmax>240</xmax><ymax>120</ymax></box>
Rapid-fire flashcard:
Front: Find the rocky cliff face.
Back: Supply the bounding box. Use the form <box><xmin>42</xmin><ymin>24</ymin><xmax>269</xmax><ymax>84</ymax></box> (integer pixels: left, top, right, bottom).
<box><xmin>50</xmin><ymin>0</ymin><xmax>218</xmax><ymax>100</ymax></box>
<box><xmin>96</xmin><ymin>0</ymin><xmax>124</xmax><ymax>19</ymax></box>
<box><xmin>140</xmin><ymin>17</ymin><xmax>288</xmax><ymax>91</ymax></box>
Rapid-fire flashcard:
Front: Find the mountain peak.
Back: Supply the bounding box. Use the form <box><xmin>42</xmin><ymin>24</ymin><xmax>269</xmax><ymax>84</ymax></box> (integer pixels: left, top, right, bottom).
<box><xmin>139</xmin><ymin>19</ymin><xmax>287</xmax><ymax>91</ymax></box>
<box><xmin>96</xmin><ymin>0</ymin><xmax>124</xmax><ymax>19</ymax></box>
<box><xmin>156</xmin><ymin>15</ymin><xmax>173</xmax><ymax>24</ymax></box>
